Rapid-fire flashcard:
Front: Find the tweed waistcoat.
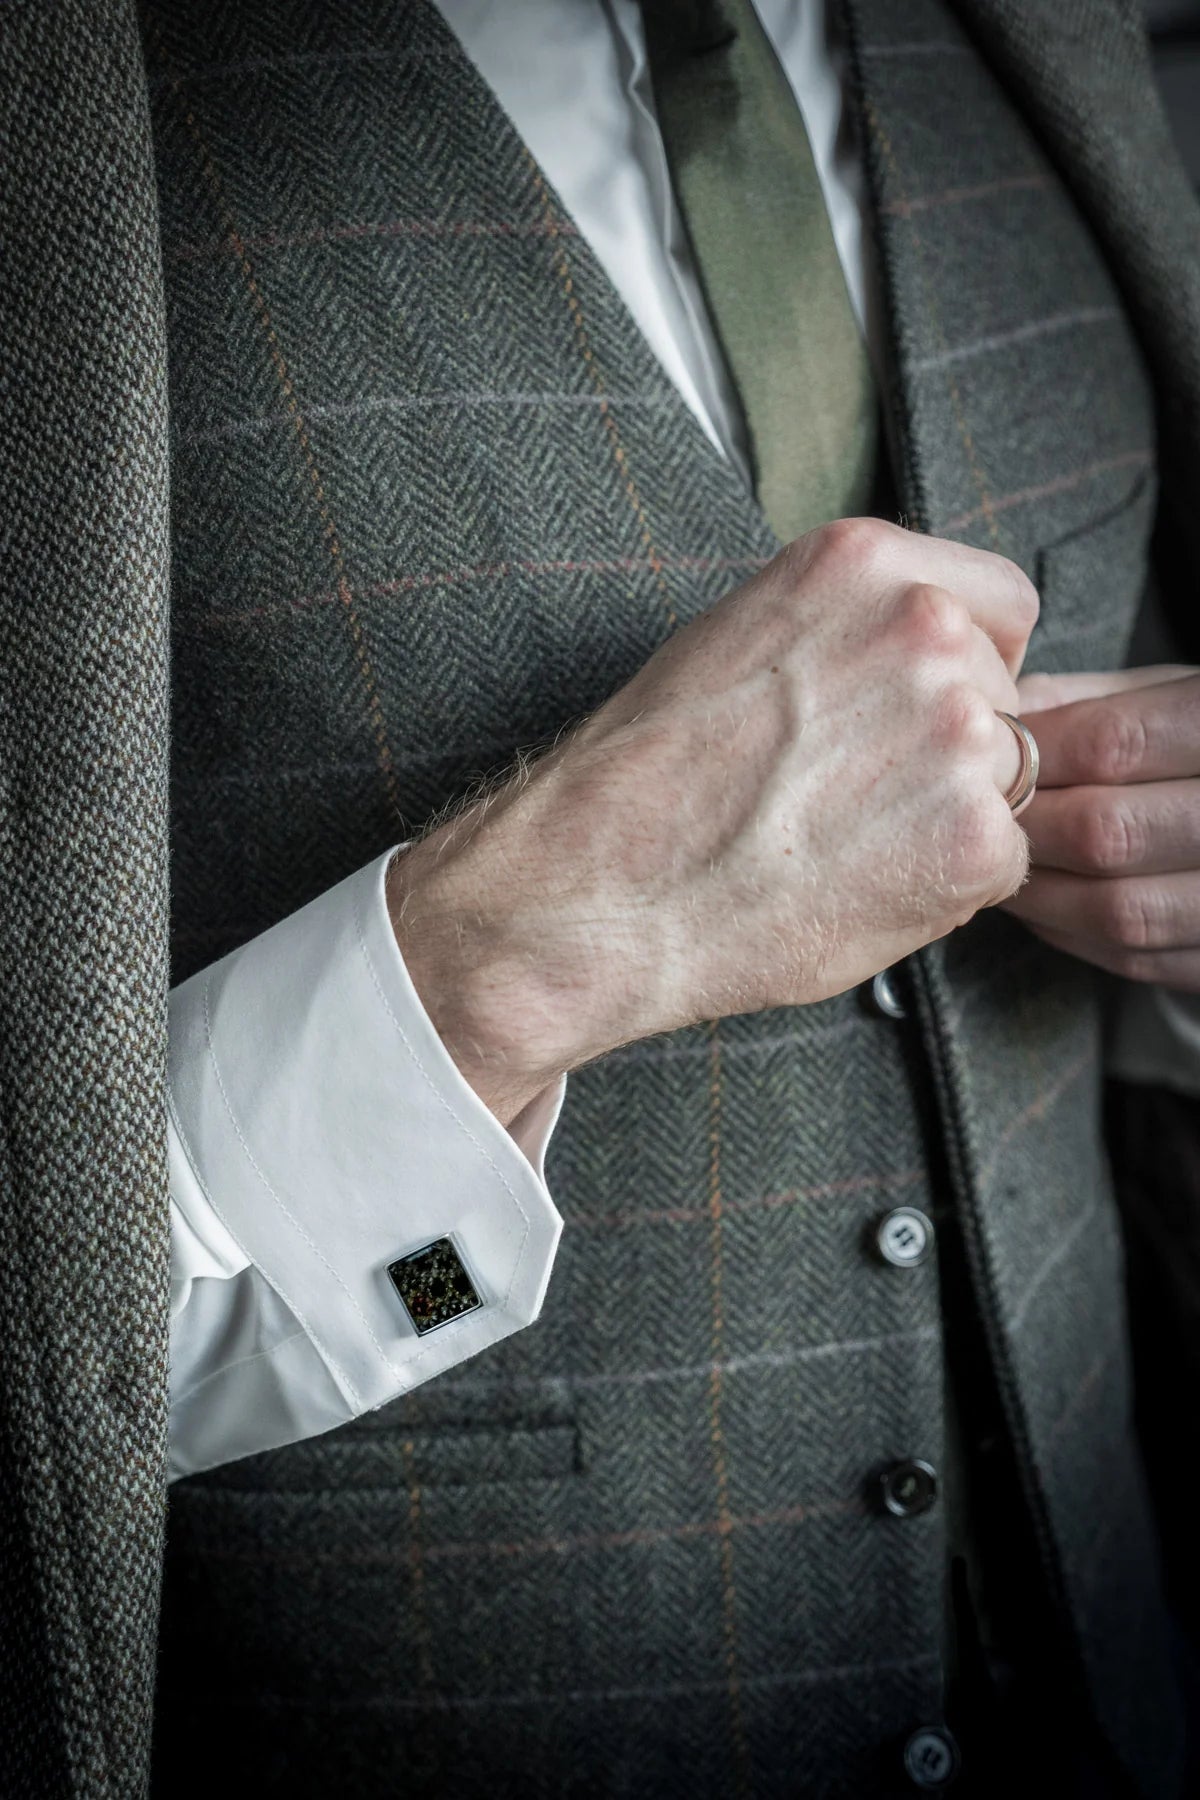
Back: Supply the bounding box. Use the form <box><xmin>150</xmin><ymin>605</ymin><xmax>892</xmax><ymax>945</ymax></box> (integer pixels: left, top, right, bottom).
<box><xmin>139</xmin><ymin>1</ymin><xmax>1178</xmax><ymax>1794</ymax></box>
<box><xmin>4</xmin><ymin>0</ymin><xmax>1199</xmax><ymax>1795</ymax></box>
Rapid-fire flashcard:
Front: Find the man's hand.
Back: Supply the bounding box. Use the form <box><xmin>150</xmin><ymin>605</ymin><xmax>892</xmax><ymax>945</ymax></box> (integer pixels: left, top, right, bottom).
<box><xmin>1001</xmin><ymin>666</ymin><xmax>1200</xmax><ymax>991</ymax></box>
<box><xmin>389</xmin><ymin>518</ymin><xmax>1039</xmax><ymax>1123</ymax></box>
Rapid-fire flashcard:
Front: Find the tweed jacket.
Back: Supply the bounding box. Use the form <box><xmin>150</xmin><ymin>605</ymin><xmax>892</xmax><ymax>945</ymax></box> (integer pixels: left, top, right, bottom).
<box><xmin>2</xmin><ymin>1</ymin><xmax>1200</xmax><ymax>1796</ymax></box>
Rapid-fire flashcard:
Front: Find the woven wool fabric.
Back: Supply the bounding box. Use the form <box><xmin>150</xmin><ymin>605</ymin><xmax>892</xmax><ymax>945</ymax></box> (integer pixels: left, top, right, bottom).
<box><xmin>0</xmin><ymin>4</ymin><xmax>172</xmax><ymax>1797</ymax></box>
<box><xmin>2</xmin><ymin>0</ymin><xmax>1199</xmax><ymax>1793</ymax></box>
<box><xmin>141</xmin><ymin>0</ymin><xmax>1186</xmax><ymax>1794</ymax></box>
<box><xmin>955</xmin><ymin>0</ymin><xmax>1200</xmax><ymax>624</ymax></box>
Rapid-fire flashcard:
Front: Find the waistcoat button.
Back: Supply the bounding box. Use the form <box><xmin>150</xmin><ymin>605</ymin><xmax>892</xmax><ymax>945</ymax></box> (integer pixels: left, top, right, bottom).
<box><xmin>878</xmin><ymin>1459</ymin><xmax>938</xmax><ymax>1518</ymax></box>
<box><xmin>869</xmin><ymin>966</ymin><xmax>907</xmax><ymax>1019</ymax></box>
<box><xmin>874</xmin><ymin>1206</ymin><xmax>934</xmax><ymax>1268</ymax></box>
<box><xmin>903</xmin><ymin>1725</ymin><xmax>961</xmax><ymax>1789</ymax></box>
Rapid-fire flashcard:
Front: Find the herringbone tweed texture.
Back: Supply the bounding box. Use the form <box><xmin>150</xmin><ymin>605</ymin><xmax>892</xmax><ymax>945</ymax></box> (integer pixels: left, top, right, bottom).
<box><xmin>2</xmin><ymin>0</ymin><xmax>1197</xmax><ymax>1793</ymax></box>
<box><xmin>957</xmin><ymin>0</ymin><xmax>1200</xmax><ymax>618</ymax></box>
<box><xmin>0</xmin><ymin>3</ymin><xmax>172</xmax><ymax>1798</ymax></box>
<box><xmin>137</xmin><ymin>0</ymin><xmax>1185</xmax><ymax>1795</ymax></box>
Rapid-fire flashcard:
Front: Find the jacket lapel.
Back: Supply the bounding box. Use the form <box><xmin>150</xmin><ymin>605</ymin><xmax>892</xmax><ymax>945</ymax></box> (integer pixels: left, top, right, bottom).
<box><xmin>840</xmin><ymin>0</ymin><xmax>1199</xmax><ymax>657</ymax></box>
<box><xmin>952</xmin><ymin>0</ymin><xmax>1200</xmax><ymax>630</ymax></box>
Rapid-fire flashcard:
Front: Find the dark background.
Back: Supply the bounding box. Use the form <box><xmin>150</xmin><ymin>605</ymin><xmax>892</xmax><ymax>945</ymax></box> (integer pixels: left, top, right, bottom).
<box><xmin>1147</xmin><ymin>0</ymin><xmax>1200</xmax><ymax>183</ymax></box>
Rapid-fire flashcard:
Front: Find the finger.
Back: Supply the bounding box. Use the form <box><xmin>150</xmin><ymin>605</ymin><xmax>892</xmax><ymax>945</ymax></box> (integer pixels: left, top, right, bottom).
<box><xmin>1002</xmin><ymin>867</ymin><xmax>1200</xmax><ymax>952</ymax></box>
<box><xmin>964</xmin><ymin>622</ymin><xmax>1021</xmax><ymax>713</ymax></box>
<box><xmin>931</xmin><ymin>625</ymin><xmax>1025</xmax><ymax>800</ymax></box>
<box><xmin>1017</xmin><ymin>665</ymin><xmax>1196</xmax><ymax>716</ymax></box>
<box><xmin>1012</xmin><ymin>921</ymin><xmax>1200</xmax><ymax>993</ymax></box>
<box><xmin>1024</xmin><ymin>674</ymin><xmax>1200</xmax><ymax>789</ymax></box>
<box><xmin>937</xmin><ymin>624</ymin><xmax>1025</xmax><ymax>794</ymax></box>
<box><xmin>1021</xmin><ymin>778</ymin><xmax>1200</xmax><ymax>878</ymax></box>
<box><xmin>880</xmin><ymin>525</ymin><xmax>1040</xmax><ymax>675</ymax></box>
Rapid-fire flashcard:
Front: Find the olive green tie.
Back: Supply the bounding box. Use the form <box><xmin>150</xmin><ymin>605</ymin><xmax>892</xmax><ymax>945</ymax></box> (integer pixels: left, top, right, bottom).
<box><xmin>640</xmin><ymin>0</ymin><xmax>878</xmax><ymax>541</ymax></box>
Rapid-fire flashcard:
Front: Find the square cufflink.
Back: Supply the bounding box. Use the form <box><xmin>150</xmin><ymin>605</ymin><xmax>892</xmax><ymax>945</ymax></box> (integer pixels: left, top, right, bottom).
<box><xmin>387</xmin><ymin>1237</ymin><xmax>483</xmax><ymax>1336</ymax></box>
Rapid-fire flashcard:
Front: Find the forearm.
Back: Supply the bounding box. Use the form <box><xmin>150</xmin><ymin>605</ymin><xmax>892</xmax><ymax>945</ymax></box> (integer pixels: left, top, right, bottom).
<box><xmin>385</xmin><ymin>738</ymin><xmax>661</xmax><ymax>1126</ymax></box>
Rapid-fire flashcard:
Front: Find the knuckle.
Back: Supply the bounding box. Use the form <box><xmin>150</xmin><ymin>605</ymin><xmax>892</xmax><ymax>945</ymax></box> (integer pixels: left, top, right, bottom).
<box><xmin>931</xmin><ymin>680</ymin><xmax>994</xmax><ymax>756</ymax></box>
<box><xmin>813</xmin><ymin>514</ymin><xmax>893</xmax><ymax>573</ymax></box>
<box><xmin>896</xmin><ymin>583</ymin><xmax>970</xmax><ymax>656</ymax></box>
<box><xmin>1071</xmin><ymin>797</ymin><xmax>1138</xmax><ymax>875</ymax></box>
<box><xmin>1082</xmin><ymin>703</ymin><xmax>1149</xmax><ymax>786</ymax></box>
<box><xmin>1098</xmin><ymin>882</ymin><xmax>1158</xmax><ymax>951</ymax></box>
<box><xmin>775</xmin><ymin>519</ymin><xmax>886</xmax><ymax>596</ymax></box>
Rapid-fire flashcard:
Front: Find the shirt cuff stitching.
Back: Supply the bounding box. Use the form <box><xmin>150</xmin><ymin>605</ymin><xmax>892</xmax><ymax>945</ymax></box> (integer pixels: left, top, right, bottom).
<box><xmin>202</xmin><ymin>969</ymin><xmax>409</xmax><ymax>1387</ymax></box>
<box><xmin>166</xmin><ymin>1079</ymin><xmax>367</xmax><ymax>1410</ymax></box>
<box><xmin>353</xmin><ymin>873</ymin><xmax>534</xmax><ymax>1312</ymax></box>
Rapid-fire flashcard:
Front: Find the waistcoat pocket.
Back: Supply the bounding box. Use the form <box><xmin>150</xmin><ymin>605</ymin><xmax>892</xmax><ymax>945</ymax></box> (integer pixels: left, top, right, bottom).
<box><xmin>328</xmin><ymin>1419</ymin><xmax>583</xmax><ymax>1491</ymax></box>
<box><xmin>177</xmin><ymin>1404</ymin><xmax>584</xmax><ymax>1502</ymax></box>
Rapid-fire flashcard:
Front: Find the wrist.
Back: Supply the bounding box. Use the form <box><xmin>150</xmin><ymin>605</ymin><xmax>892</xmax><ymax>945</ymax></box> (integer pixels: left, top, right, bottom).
<box><xmin>386</xmin><ymin>773</ymin><xmax>628</xmax><ymax>1125</ymax></box>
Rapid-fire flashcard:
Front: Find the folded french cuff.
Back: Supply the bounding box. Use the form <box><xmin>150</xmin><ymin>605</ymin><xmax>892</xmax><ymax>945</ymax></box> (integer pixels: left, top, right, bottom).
<box><xmin>167</xmin><ymin>847</ymin><xmax>565</xmax><ymax>1418</ymax></box>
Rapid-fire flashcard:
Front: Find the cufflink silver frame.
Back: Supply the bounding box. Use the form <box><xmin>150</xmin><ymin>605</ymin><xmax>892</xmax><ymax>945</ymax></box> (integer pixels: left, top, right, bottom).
<box><xmin>386</xmin><ymin>1235</ymin><xmax>483</xmax><ymax>1336</ymax></box>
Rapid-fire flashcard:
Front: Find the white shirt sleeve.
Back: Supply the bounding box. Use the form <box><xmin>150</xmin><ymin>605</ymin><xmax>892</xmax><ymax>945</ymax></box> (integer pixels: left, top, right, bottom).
<box><xmin>167</xmin><ymin>847</ymin><xmax>564</xmax><ymax>1481</ymax></box>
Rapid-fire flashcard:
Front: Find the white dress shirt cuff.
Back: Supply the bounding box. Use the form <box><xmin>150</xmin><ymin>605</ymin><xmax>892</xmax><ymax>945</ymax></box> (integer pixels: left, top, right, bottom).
<box><xmin>168</xmin><ymin>848</ymin><xmax>564</xmax><ymax>1434</ymax></box>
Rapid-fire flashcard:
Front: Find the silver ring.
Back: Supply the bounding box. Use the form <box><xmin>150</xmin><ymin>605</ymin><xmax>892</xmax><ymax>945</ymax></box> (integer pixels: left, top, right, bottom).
<box><xmin>995</xmin><ymin>711</ymin><xmax>1039</xmax><ymax>815</ymax></box>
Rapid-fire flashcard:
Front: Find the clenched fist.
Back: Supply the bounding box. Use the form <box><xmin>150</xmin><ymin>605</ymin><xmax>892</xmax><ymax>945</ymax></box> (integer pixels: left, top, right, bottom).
<box><xmin>390</xmin><ymin>518</ymin><xmax>1039</xmax><ymax>1123</ymax></box>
